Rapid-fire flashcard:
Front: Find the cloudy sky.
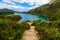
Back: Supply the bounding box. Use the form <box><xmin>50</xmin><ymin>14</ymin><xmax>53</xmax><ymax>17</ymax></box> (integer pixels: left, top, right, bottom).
<box><xmin>0</xmin><ymin>0</ymin><xmax>51</xmax><ymax>12</ymax></box>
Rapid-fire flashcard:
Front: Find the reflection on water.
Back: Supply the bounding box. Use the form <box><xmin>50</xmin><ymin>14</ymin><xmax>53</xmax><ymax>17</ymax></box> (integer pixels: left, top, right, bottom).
<box><xmin>17</xmin><ymin>13</ymin><xmax>50</xmax><ymax>23</ymax></box>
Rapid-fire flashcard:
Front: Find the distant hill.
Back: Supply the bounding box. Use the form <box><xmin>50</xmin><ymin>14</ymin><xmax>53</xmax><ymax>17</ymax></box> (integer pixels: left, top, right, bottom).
<box><xmin>28</xmin><ymin>0</ymin><xmax>60</xmax><ymax>21</ymax></box>
<box><xmin>0</xmin><ymin>8</ymin><xmax>20</xmax><ymax>15</ymax></box>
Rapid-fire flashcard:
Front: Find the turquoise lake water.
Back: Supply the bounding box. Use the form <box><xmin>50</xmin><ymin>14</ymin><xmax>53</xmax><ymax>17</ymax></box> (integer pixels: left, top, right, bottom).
<box><xmin>15</xmin><ymin>13</ymin><xmax>50</xmax><ymax>23</ymax></box>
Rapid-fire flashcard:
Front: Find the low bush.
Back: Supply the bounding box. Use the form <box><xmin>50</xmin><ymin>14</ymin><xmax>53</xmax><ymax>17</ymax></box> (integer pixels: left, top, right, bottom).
<box><xmin>0</xmin><ymin>15</ymin><xmax>22</xmax><ymax>21</ymax></box>
<box><xmin>7</xmin><ymin>15</ymin><xmax>22</xmax><ymax>21</ymax></box>
<box><xmin>20</xmin><ymin>21</ymin><xmax>30</xmax><ymax>30</ymax></box>
<box><xmin>33</xmin><ymin>20</ymin><xmax>60</xmax><ymax>40</ymax></box>
<box><xmin>0</xmin><ymin>19</ymin><xmax>25</xmax><ymax>40</ymax></box>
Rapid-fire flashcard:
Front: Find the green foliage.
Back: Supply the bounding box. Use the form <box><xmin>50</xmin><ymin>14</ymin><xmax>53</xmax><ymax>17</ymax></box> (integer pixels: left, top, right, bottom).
<box><xmin>33</xmin><ymin>20</ymin><xmax>48</xmax><ymax>26</ymax></box>
<box><xmin>0</xmin><ymin>8</ymin><xmax>18</xmax><ymax>15</ymax></box>
<box><xmin>1</xmin><ymin>0</ymin><xmax>60</xmax><ymax>40</ymax></box>
<box><xmin>28</xmin><ymin>1</ymin><xmax>60</xmax><ymax>40</ymax></box>
<box><xmin>28</xmin><ymin>0</ymin><xmax>60</xmax><ymax>21</ymax></box>
<box><xmin>0</xmin><ymin>15</ymin><xmax>6</xmax><ymax>19</ymax></box>
<box><xmin>0</xmin><ymin>8</ymin><xmax>29</xmax><ymax>40</ymax></box>
<box><xmin>20</xmin><ymin>21</ymin><xmax>30</xmax><ymax>30</ymax></box>
<box><xmin>33</xmin><ymin>20</ymin><xmax>60</xmax><ymax>40</ymax></box>
<box><xmin>0</xmin><ymin>8</ymin><xmax>21</xmax><ymax>15</ymax></box>
<box><xmin>7</xmin><ymin>15</ymin><xmax>22</xmax><ymax>21</ymax></box>
<box><xmin>0</xmin><ymin>19</ymin><xmax>25</xmax><ymax>40</ymax></box>
<box><xmin>38</xmin><ymin>27</ymin><xmax>60</xmax><ymax>40</ymax></box>
<box><xmin>0</xmin><ymin>15</ymin><xmax>22</xmax><ymax>21</ymax></box>
<box><xmin>39</xmin><ymin>27</ymin><xmax>60</xmax><ymax>40</ymax></box>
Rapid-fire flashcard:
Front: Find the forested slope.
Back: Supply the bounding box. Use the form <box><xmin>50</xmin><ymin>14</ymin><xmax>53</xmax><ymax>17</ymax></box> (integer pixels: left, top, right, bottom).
<box><xmin>28</xmin><ymin>0</ymin><xmax>60</xmax><ymax>21</ymax></box>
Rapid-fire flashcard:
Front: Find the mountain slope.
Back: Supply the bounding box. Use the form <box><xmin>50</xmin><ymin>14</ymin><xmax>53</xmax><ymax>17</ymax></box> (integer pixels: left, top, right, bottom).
<box><xmin>0</xmin><ymin>8</ymin><xmax>20</xmax><ymax>15</ymax></box>
<box><xmin>28</xmin><ymin>0</ymin><xmax>60</xmax><ymax>21</ymax></box>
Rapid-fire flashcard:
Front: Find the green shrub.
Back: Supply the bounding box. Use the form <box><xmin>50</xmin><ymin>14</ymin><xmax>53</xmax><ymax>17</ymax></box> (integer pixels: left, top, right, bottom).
<box><xmin>35</xmin><ymin>26</ymin><xmax>60</xmax><ymax>40</ymax></box>
<box><xmin>33</xmin><ymin>20</ymin><xmax>60</xmax><ymax>40</ymax></box>
<box><xmin>7</xmin><ymin>15</ymin><xmax>22</xmax><ymax>21</ymax></box>
<box><xmin>0</xmin><ymin>19</ymin><xmax>24</xmax><ymax>40</ymax></box>
<box><xmin>20</xmin><ymin>21</ymin><xmax>30</xmax><ymax>30</ymax></box>
<box><xmin>0</xmin><ymin>15</ymin><xmax>22</xmax><ymax>21</ymax></box>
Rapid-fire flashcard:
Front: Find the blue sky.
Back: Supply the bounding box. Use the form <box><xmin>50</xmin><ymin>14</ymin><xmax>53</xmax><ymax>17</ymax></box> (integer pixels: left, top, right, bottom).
<box><xmin>0</xmin><ymin>0</ymin><xmax>51</xmax><ymax>12</ymax></box>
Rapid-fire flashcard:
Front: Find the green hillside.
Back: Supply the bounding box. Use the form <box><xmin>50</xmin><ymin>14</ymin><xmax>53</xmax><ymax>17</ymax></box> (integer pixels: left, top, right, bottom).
<box><xmin>28</xmin><ymin>0</ymin><xmax>60</xmax><ymax>21</ymax></box>
<box><xmin>28</xmin><ymin>1</ymin><xmax>60</xmax><ymax>40</ymax></box>
<box><xmin>0</xmin><ymin>8</ymin><xmax>30</xmax><ymax>40</ymax></box>
<box><xmin>0</xmin><ymin>8</ymin><xmax>20</xmax><ymax>15</ymax></box>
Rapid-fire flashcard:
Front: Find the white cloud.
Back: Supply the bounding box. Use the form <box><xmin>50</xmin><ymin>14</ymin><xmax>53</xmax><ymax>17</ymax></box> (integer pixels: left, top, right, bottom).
<box><xmin>0</xmin><ymin>0</ymin><xmax>50</xmax><ymax>12</ymax></box>
<box><xmin>0</xmin><ymin>2</ymin><xmax>30</xmax><ymax>12</ymax></box>
<box><xmin>3</xmin><ymin>0</ymin><xmax>15</xmax><ymax>5</ymax></box>
<box><xmin>2</xmin><ymin>0</ymin><xmax>50</xmax><ymax>6</ymax></box>
<box><xmin>12</xmin><ymin>0</ymin><xmax>50</xmax><ymax>5</ymax></box>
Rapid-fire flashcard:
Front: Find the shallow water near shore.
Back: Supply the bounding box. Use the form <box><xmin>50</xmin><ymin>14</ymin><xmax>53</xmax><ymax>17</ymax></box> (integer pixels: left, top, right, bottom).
<box><xmin>15</xmin><ymin>13</ymin><xmax>50</xmax><ymax>23</ymax></box>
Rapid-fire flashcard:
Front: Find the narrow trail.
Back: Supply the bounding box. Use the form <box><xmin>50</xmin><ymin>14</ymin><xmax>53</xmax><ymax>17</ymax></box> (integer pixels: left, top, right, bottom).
<box><xmin>22</xmin><ymin>22</ymin><xmax>39</xmax><ymax>40</ymax></box>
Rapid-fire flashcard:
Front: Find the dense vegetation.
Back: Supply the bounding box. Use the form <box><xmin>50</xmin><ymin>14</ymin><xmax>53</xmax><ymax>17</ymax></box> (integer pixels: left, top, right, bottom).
<box><xmin>7</xmin><ymin>15</ymin><xmax>22</xmax><ymax>21</ymax></box>
<box><xmin>0</xmin><ymin>15</ymin><xmax>22</xmax><ymax>21</ymax></box>
<box><xmin>28</xmin><ymin>0</ymin><xmax>60</xmax><ymax>21</ymax></box>
<box><xmin>28</xmin><ymin>0</ymin><xmax>60</xmax><ymax>40</ymax></box>
<box><xmin>33</xmin><ymin>20</ymin><xmax>60</xmax><ymax>40</ymax></box>
<box><xmin>0</xmin><ymin>19</ymin><xmax>30</xmax><ymax>40</ymax></box>
<box><xmin>0</xmin><ymin>19</ymin><xmax>24</xmax><ymax>40</ymax></box>
<box><xmin>0</xmin><ymin>8</ymin><xmax>16</xmax><ymax>15</ymax></box>
<box><xmin>0</xmin><ymin>9</ymin><xmax>30</xmax><ymax>40</ymax></box>
<box><xmin>0</xmin><ymin>0</ymin><xmax>60</xmax><ymax>40</ymax></box>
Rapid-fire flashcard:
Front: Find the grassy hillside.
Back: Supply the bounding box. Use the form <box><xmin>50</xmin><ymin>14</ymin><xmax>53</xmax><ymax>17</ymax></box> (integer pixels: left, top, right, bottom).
<box><xmin>33</xmin><ymin>20</ymin><xmax>60</xmax><ymax>40</ymax></box>
<box><xmin>28</xmin><ymin>0</ymin><xmax>60</xmax><ymax>40</ymax></box>
<box><xmin>0</xmin><ymin>0</ymin><xmax>60</xmax><ymax>40</ymax></box>
<box><xmin>0</xmin><ymin>19</ymin><xmax>30</xmax><ymax>40</ymax></box>
<box><xmin>0</xmin><ymin>9</ymin><xmax>30</xmax><ymax>40</ymax></box>
<box><xmin>28</xmin><ymin>0</ymin><xmax>60</xmax><ymax>21</ymax></box>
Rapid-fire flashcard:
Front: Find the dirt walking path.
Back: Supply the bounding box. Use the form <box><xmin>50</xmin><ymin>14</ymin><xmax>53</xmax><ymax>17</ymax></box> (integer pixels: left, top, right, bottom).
<box><xmin>22</xmin><ymin>22</ymin><xmax>39</xmax><ymax>40</ymax></box>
